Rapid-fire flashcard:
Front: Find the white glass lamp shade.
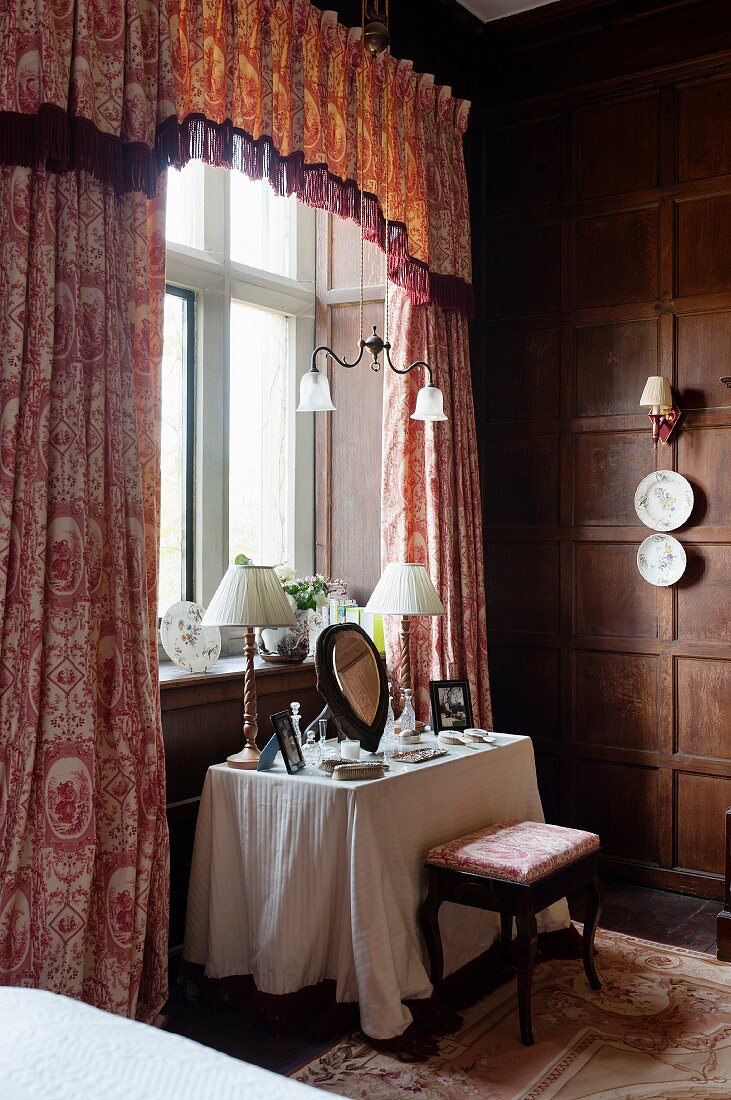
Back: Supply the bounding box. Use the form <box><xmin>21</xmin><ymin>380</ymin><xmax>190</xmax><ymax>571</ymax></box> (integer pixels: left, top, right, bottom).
<box><xmin>364</xmin><ymin>562</ymin><xmax>445</xmax><ymax>617</ymax></box>
<box><xmin>411</xmin><ymin>383</ymin><xmax>448</xmax><ymax>422</ymax></box>
<box><xmin>202</xmin><ymin>565</ymin><xmax>296</xmax><ymax>628</ymax></box>
<box><xmin>297</xmin><ymin>369</ymin><xmax>336</xmax><ymax>412</ymax></box>
<box><xmin>639</xmin><ymin>376</ymin><xmax>673</xmax><ymax>411</ymax></box>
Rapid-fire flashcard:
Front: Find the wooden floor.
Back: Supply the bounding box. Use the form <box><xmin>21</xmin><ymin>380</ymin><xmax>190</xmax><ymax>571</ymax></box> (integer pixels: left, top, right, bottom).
<box><xmin>164</xmin><ymin>880</ymin><xmax>722</xmax><ymax>1074</ymax></box>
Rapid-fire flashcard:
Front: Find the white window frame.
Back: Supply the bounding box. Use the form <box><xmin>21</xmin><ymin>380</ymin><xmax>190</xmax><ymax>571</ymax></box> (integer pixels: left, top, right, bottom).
<box><xmin>163</xmin><ymin>165</ymin><xmax>316</xmax><ymax>649</ymax></box>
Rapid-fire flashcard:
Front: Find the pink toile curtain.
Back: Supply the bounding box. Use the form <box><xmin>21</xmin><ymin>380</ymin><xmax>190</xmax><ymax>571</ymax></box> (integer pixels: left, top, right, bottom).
<box><xmin>383</xmin><ymin>288</ymin><xmax>491</xmax><ymax>730</ymax></box>
<box><xmin>0</xmin><ymin>0</ymin><xmax>171</xmax><ymax>1020</ymax></box>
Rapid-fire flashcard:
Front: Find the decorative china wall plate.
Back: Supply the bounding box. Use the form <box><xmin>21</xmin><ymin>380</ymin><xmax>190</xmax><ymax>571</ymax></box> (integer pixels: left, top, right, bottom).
<box><xmin>160</xmin><ymin>601</ymin><xmax>221</xmax><ymax>673</ymax></box>
<box><xmin>634</xmin><ymin>471</ymin><xmax>693</xmax><ymax>531</ymax></box>
<box><xmin>637</xmin><ymin>534</ymin><xmax>687</xmax><ymax>587</ymax></box>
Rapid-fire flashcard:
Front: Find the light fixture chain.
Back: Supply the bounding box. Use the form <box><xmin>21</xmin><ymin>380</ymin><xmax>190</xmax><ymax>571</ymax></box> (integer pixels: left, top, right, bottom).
<box><xmin>383</xmin><ymin>48</ymin><xmax>390</xmax><ymax>343</ymax></box>
<box><xmin>358</xmin><ymin>0</ymin><xmax>366</xmax><ymax>341</ymax></box>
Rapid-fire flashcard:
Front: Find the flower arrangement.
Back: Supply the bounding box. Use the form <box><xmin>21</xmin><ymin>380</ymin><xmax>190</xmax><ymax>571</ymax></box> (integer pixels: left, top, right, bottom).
<box><xmin>275</xmin><ymin>570</ymin><xmax>344</xmax><ymax>611</ymax></box>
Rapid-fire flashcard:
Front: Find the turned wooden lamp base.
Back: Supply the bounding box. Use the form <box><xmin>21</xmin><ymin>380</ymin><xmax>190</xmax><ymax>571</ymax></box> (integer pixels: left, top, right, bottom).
<box><xmin>227</xmin><ymin>626</ymin><xmax>261</xmax><ymax>770</ymax></box>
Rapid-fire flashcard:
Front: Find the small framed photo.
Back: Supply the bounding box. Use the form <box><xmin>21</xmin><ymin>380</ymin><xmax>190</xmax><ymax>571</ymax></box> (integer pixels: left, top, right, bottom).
<box><xmin>271</xmin><ymin>710</ymin><xmax>306</xmax><ymax>774</ymax></box>
<box><xmin>429</xmin><ymin>680</ymin><xmax>474</xmax><ymax>734</ymax></box>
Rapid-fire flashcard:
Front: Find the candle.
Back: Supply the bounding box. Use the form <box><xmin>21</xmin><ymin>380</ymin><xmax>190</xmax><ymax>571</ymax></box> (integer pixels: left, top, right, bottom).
<box><xmin>341</xmin><ymin>739</ymin><xmax>360</xmax><ymax>761</ymax></box>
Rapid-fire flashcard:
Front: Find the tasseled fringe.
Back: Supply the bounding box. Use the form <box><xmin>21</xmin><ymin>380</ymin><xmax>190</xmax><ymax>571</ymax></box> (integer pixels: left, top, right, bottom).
<box><xmin>0</xmin><ymin>105</ymin><xmax>157</xmax><ymax>196</ymax></box>
<box><xmin>155</xmin><ymin>112</ymin><xmax>473</xmax><ymax>316</ymax></box>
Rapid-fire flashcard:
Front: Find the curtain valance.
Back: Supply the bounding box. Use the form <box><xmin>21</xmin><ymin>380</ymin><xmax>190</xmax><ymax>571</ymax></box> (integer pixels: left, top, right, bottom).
<box><xmin>0</xmin><ymin>0</ymin><xmax>472</xmax><ymax>312</ymax></box>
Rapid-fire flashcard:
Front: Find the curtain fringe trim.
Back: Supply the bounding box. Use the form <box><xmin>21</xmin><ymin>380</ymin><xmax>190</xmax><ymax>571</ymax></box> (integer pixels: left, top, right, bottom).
<box><xmin>156</xmin><ymin>113</ymin><xmax>474</xmax><ymax>316</ymax></box>
<box><xmin>179</xmin><ymin>927</ymin><xmax>580</xmax><ymax>1052</ymax></box>
<box><xmin>0</xmin><ymin>104</ymin><xmax>157</xmax><ymax>196</ymax></box>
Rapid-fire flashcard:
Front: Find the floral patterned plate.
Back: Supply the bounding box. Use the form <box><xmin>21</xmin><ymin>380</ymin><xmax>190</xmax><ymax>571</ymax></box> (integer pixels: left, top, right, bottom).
<box><xmin>634</xmin><ymin>470</ymin><xmax>693</xmax><ymax>531</ymax></box>
<box><xmin>637</xmin><ymin>534</ymin><xmax>687</xmax><ymax>587</ymax></box>
<box><xmin>160</xmin><ymin>600</ymin><xmax>221</xmax><ymax>673</ymax></box>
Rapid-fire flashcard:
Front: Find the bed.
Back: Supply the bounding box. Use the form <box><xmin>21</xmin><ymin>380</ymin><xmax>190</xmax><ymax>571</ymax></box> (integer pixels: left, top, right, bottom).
<box><xmin>1</xmin><ymin>987</ymin><xmax>323</xmax><ymax>1099</ymax></box>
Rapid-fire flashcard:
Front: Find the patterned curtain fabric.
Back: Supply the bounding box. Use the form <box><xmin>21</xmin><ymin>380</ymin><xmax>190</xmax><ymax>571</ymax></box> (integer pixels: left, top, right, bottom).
<box><xmin>382</xmin><ymin>288</ymin><xmax>491</xmax><ymax>728</ymax></box>
<box><xmin>0</xmin><ymin>167</ymin><xmax>169</xmax><ymax>1021</ymax></box>
<box><xmin>158</xmin><ymin>0</ymin><xmax>473</xmax><ymax>311</ymax></box>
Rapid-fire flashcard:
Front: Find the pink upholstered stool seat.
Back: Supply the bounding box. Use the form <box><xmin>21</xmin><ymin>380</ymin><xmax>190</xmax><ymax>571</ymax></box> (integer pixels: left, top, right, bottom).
<box><xmin>420</xmin><ymin>819</ymin><xmax>603</xmax><ymax>1045</ymax></box>
<box><xmin>426</xmin><ymin>820</ymin><xmax>600</xmax><ymax>884</ymax></box>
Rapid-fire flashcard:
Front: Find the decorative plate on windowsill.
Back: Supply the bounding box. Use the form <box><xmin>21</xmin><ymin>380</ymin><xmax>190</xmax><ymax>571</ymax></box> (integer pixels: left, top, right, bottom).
<box><xmin>634</xmin><ymin>470</ymin><xmax>693</xmax><ymax>531</ymax></box>
<box><xmin>160</xmin><ymin>600</ymin><xmax>221</xmax><ymax>673</ymax></box>
<box><xmin>637</xmin><ymin>534</ymin><xmax>687</xmax><ymax>587</ymax></box>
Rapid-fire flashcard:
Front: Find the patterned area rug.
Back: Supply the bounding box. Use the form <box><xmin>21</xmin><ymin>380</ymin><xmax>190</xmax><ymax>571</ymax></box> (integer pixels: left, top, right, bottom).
<box><xmin>293</xmin><ymin>929</ymin><xmax>731</xmax><ymax>1099</ymax></box>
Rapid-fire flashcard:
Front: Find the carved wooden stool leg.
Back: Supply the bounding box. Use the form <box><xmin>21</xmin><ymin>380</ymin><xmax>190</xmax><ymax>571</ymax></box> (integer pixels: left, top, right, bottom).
<box><xmin>515</xmin><ymin>897</ymin><xmax>538</xmax><ymax>1046</ymax></box>
<box><xmin>582</xmin><ymin>865</ymin><xmax>604</xmax><ymax>991</ymax></box>
<box><xmin>419</xmin><ymin>867</ymin><xmax>444</xmax><ymax>986</ymax></box>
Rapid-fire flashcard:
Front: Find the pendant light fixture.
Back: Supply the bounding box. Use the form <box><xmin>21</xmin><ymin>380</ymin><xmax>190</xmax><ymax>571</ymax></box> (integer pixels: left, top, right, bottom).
<box><xmin>297</xmin><ymin>1</ymin><xmax>447</xmax><ymax>424</ymax></box>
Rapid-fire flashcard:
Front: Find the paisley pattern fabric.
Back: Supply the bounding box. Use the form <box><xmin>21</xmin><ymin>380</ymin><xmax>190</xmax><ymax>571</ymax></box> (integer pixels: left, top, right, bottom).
<box><xmin>427</xmin><ymin>820</ymin><xmax>600</xmax><ymax>884</ymax></box>
<box><xmin>382</xmin><ymin>288</ymin><xmax>491</xmax><ymax>726</ymax></box>
<box><xmin>0</xmin><ymin>165</ymin><xmax>168</xmax><ymax>1022</ymax></box>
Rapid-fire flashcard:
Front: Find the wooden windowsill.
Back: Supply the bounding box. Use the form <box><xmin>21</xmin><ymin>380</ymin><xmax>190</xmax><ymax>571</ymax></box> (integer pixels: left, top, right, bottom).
<box><xmin>159</xmin><ymin>654</ymin><xmax>316</xmax><ymax>691</ymax></box>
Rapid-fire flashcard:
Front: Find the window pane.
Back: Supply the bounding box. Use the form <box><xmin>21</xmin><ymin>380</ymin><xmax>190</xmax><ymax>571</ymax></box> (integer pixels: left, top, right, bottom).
<box><xmin>229</xmin><ymin>172</ymin><xmax>293</xmax><ymax>276</ymax></box>
<box><xmin>166</xmin><ymin>160</ymin><xmax>205</xmax><ymax>249</ymax></box>
<box><xmin>229</xmin><ymin>302</ymin><xmax>290</xmax><ymax>567</ymax></box>
<box><xmin>159</xmin><ymin>290</ymin><xmax>191</xmax><ymax>614</ymax></box>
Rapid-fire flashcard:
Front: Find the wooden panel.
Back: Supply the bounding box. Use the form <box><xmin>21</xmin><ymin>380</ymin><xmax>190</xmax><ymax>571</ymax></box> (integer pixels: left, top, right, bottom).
<box><xmin>484</xmin><ymin>224</ymin><xmax>560</xmax><ymax>319</ymax></box>
<box><xmin>329</xmin><ymin>300</ymin><xmax>384</xmax><ymax>602</ymax></box>
<box><xmin>574</xmin><ymin>96</ymin><xmax>659</xmax><ymax>199</ymax></box>
<box><xmin>677</xmin><ymin>773</ymin><xmax>731</xmax><ymax>874</ymax></box>
<box><xmin>485</xmin><ymin>117</ymin><xmax>561</xmax><ymax>215</ymax></box>
<box><xmin>484</xmin><ymin>435</ymin><xmax>559</xmax><ymax>526</ymax></box>
<box><xmin>486</xmin><ymin>542</ymin><xmax>560</xmax><ymax>633</ymax></box>
<box><xmin>677</xmin><ymin>312</ymin><xmax>731</xmax><ymax>409</ymax></box>
<box><xmin>677</xmin><ymin>658</ymin><xmax>731</xmax><ymax>760</ymax></box>
<box><xmin>677</xmin><ymin>195</ymin><xmax>731</xmax><ymax>298</ymax></box>
<box><xmin>575</xmin><ymin>319</ymin><xmax>659</xmax><ymax>417</ymax></box>
<box><xmin>483</xmin><ymin>329</ymin><xmax>560</xmax><ymax>422</ymax></box>
<box><xmin>574</xmin><ymin>543</ymin><xmax>658</xmax><ymax>638</ymax></box>
<box><xmin>573</xmin><ymin>432</ymin><xmax>653</xmax><ymax>526</ymax></box>
<box><xmin>677</xmin><ymin>545</ymin><xmax>731</xmax><ymax>642</ymax></box>
<box><xmin>575</xmin><ymin>208</ymin><xmax>659</xmax><ymax>309</ymax></box>
<box><xmin>330</xmin><ymin>216</ymin><xmax>383</xmax><ymax>289</ymax></box>
<box><xmin>489</xmin><ymin>645</ymin><xmax>560</xmax><ymax>737</ymax></box>
<box><xmin>573</xmin><ymin>760</ymin><xmax>660</xmax><ymax>863</ymax></box>
<box><xmin>574</xmin><ymin>650</ymin><xmax>658</xmax><ymax>752</ymax></box>
<box><xmin>679</xmin><ymin>77</ymin><xmax>731</xmax><ymax>182</ymax></box>
<box><xmin>677</xmin><ymin>427</ymin><xmax>731</xmax><ymax>527</ymax></box>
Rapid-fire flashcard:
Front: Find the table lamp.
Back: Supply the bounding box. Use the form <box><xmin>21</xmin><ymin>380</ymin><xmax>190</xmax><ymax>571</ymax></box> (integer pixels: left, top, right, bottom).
<box><xmin>364</xmin><ymin>562</ymin><xmax>444</xmax><ymax>695</ymax></box>
<box><xmin>202</xmin><ymin>565</ymin><xmax>296</xmax><ymax>769</ymax></box>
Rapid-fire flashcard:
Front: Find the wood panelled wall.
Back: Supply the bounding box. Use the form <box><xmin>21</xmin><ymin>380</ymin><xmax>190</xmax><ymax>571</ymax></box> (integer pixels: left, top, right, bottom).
<box><xmin>472</xmin><ymin>2</ymin><xmax>731</xmax><ymax>900</ymax></box>
<box><xmin>314</xmin><ymin>212</ymin><xmax>385</xmax><ymax>602</ymax></box>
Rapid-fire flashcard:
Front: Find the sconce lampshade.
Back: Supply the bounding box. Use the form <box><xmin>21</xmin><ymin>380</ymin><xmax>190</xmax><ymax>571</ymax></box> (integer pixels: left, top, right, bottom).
<box><xmin>411</xmin><ymin>383</ymin><xmax>448</xmax><ymax>422</ymax></box>
<box><xmin>639</xmin><ymin>376</ymin><xmax>673</xmax><ymax>410</ymax></box>
<box><xmin>365</xmin><ymin>562</ymin><xmax>445</xmax><ymax>617</ymax></box>
<box><xmin>202</xmin><ymin>565</ymin><xmax>296</xmax><ymax>628</ymax></box>
<box><xmin>297</xmin><ymin>369</ymin><xmax>336</xmax><ymax>412</ymax></box>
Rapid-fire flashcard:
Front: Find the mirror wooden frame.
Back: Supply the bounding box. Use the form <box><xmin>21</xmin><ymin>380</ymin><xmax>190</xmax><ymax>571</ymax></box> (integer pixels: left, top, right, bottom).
<box><xmin>314</xmin><ymin>623</ymin><xmax>388</xmax><ymax>753</ymax></box>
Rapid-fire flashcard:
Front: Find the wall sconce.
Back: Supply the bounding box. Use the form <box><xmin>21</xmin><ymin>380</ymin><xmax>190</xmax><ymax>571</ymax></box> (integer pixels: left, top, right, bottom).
<box><xmin>639</xmin><ymin>376</ymin><xmax>681</xmax><ymax>447</ymax></box>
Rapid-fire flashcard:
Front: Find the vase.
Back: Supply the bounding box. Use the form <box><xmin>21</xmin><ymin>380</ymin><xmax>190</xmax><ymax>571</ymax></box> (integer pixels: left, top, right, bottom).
<box><xmin>307</xmin><ymin>606</ymin><xmax>327</xmax><ymax>656</ymax></box>
<box><xmin>260</xmin><ymin>609</ymin><xmax>309</xmax><ymax>662</ymax></box>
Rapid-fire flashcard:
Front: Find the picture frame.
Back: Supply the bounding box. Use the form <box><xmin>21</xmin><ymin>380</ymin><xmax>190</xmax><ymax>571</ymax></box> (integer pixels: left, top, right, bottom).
<box><xmin>271</xmin><ymin>709</ymin><xmax>306</xmax><ymax>773</ymax></box>
<box><xmin>429</xmin><ymin>680</ymin><xmax>474</xmax><ymax>734</ymax></box>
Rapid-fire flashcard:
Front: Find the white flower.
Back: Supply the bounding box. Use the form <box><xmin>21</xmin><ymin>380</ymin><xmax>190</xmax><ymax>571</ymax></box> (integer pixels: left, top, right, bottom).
<box><xmin>274</xmin><ymin>564</ymin><xmax>296</xmax><ymax>583</ymax></box>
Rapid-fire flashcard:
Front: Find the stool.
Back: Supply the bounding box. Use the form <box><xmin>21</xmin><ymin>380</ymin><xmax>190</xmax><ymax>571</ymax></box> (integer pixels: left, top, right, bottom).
<box><xmin>419</xmin><ymin>819</ymin><xmax>603</xmax><ymax>1045</ymax></box>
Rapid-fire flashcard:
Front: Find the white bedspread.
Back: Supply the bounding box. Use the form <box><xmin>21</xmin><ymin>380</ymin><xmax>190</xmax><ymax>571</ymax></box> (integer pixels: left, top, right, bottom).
<box><xmin>0</xmin><ymin>986</ymin><xmax>323</xmax><ymax>1099</ymax></box>
<box><xmin>184</xmin><ymin>733</ymin><xmax>569</xmax><ymax>1041</ymax></box>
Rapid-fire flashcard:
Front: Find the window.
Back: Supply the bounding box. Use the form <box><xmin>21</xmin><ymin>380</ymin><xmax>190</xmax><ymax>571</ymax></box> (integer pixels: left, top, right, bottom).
<box><xmin>161</xmin><ymin>161</ymin><xmax>316</xmax><ymax>628</ymax></box>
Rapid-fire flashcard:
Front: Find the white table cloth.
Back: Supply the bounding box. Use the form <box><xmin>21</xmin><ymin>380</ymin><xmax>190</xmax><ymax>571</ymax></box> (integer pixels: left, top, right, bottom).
<box><xmin>184</xmin><ymin>733</ymin><xmax>569</xmax><ymax>1041</ymax></box>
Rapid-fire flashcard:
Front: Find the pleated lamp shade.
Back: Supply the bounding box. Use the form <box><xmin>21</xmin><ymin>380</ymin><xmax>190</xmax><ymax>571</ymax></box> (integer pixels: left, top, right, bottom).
<box><xmin>364</xmin><ymin>562</ymin><xmax>444</xmax><ymax>617</ymax></box>
<box><xmin>639</xmin><ymin>376</ymin><xmax>673</xmax><ymax>409</ymax></box>
<box><xmin>202</xmin><ymin>565</ymin><xmax>296</xmax><ymax>628</ymax></box>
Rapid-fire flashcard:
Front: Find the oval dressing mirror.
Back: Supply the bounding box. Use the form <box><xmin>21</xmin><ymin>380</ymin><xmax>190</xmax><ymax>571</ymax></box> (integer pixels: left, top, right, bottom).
<box><xmin>315</xmin><ymin>624</ymin><xmax>388</xmax><ymax>752</ymax></box>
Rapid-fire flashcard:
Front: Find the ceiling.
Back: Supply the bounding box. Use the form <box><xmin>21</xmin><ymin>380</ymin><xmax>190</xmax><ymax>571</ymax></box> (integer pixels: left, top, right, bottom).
<box><xmin>455</xmin><ymin>0</ymin><xmax>558</xmax><ymax>21</ymax></box>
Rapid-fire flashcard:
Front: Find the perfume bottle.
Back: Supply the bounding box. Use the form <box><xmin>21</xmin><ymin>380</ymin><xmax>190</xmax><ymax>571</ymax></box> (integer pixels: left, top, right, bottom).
<box><xmin>400</xmin><ymin>688</ymin><xmax>416</xmax><ymax>736</ymax></box>
<box><xmin>382</xmin><ymin>689</ymin><xmax>396</xmax><ymax>759</ymax></box>
<box><xmin>290</xmin><ymin>701</ymin><xmax>302</xmax><ymax>748</ymax></box>
<box><xmin>302</xmin><ymin>723</ymin><xmax>322</xmax><ymax>767</ymax></box>
<box><xmin>318</xmin><ymin>717</ymin><xmax>331</xmax><ymax>759</ymax></box>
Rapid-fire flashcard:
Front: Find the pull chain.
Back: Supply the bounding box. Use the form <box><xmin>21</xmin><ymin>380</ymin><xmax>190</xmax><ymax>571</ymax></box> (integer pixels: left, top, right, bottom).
<box><xmin>383</xmin><ymin>48</ymin><xmax>390</xmax><ymax>344</ymax></box>
<box><xmin>358</xmin><ymin>0</ymin><xmax>366</xmax><ymax>341</ymax></box>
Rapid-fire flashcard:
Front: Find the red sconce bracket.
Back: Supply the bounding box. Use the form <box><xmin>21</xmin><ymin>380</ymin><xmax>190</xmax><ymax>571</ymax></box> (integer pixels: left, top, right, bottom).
<box><xmin>658</xmin><ymin>402</ymin><xmax>682</xmax><ymax>445</ymax></box>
